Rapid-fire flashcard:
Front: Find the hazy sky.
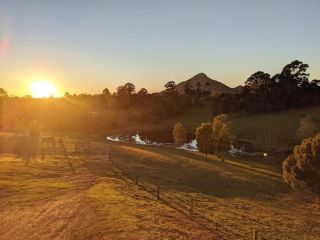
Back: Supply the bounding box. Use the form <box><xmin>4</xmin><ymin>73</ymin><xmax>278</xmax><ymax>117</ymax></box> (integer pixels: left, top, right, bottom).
<box><xmin>0</xmin><ymin>0</ymin><xmax>319</xmax><ymax>96</ymax></box>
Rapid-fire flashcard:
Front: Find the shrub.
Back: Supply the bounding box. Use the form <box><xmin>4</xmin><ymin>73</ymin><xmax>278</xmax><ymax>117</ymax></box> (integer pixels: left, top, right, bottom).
<box><xmin>283</xmin><ymin>133</ymin><xmax>320</xmax><ymax>193</ymax></box>
<box><xmin>172</xmin><ymin>122</ymin><xmax>187</xmax><ymax>145</ymax></box>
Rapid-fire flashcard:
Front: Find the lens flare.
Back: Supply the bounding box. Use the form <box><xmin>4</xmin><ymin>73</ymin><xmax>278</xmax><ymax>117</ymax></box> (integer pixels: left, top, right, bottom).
<box><xmin>0</xmin><ymin>37</ymin><xmax>9</xmax><ymax>61</ymax></box>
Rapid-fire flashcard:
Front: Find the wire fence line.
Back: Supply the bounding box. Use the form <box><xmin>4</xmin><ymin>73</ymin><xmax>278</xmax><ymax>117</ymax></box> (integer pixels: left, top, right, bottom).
<box><xmin>104</xmin><ymin>143</ymin><xmax>244</xmax><ymax>239</ymax></box>
<box><xmin>38</xmin><ymin>138</ymin><xmax>265</xmax><ymax>240</ymax></box>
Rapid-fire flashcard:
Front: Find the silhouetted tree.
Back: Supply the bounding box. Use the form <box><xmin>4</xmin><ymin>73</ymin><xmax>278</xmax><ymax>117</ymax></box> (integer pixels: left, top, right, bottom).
<box><xmin>311</xmin><ymin>79</ymin><xmax>320</xmax><ymax>88</ymax></box>
<box><xmin>279</xmin><ymin>60</ymin><xmax>310</xmax><ymax>87</ymax></box>
<box><xmin>124</xmin><ymin>82</ymin><xmax>136</xmax><ymax>95</ymax></box>
<box><xmin>164</xmin><ymin>81</ymin><xmax>176</xmax><ymax>94</ymax></box>
<box><xmin>137</xmin><ymin>88</ymin><xmax>148</xmax><ymax>96</ymax></box>
<box><xmin>184</xmin><ymin>82</ymin><xmax>195</xmax><ymax>96</ymax></box>
<box><xmin>195</xmin><ymin>82</ymin><xmax>202</xmax><ymax>97</ymax></box>
<box><xmin>0</xmin><ymin>88</ymin><xmax>8</xmax><ymax>98</ymax></box>
<box><xmin>204</xmin><ymin>82</ymin><xmax>211</xmax><ymax>96</ymax></box>
<box><xmin>213</xmin><ymin>60</ymin><xmax>320</xmax><ymax>114</ymax></box>
<box><xmin>116</xmin><ymin>85</ymin><xmax>126</xmax><ymax>96</ymax></box>
<box><xmin>245</xmin><ymin>71</ymin><xmax>272</xmax><ymax>90</ymax></box>
<box><xmin>102</xmin><ymin>88</ymin><xmax>111</xmax><ymax>107</ymax></box>
<box><xmin>103</xmin><ymin>88</ymin><xmax>111</xmax><ymax>97</ymax></box>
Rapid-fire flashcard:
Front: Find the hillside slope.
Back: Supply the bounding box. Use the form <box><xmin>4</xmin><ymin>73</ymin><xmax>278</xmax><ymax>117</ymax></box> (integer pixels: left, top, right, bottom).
<box><xmin>178</xmin><ymin>105</ymin><xmax>320</xmax><ymax>150</ymax></box>
<box><xmin>1</xmin><ymin>140</ymin><xmax>319</xmax><ymax>239</ymax></box>
<box><xmin>175</xmin><ymin>73</ymin><xmax>242</xmax><ymax>95</ymax></box>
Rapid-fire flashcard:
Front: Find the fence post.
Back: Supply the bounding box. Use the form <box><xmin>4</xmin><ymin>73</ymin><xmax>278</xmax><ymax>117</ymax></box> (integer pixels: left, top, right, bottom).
<box><xmin>102</xmin><ymin>143</ymin><xmax>105</xmax><ymax>155</ymax></box>
<box><xmin>189</xmin><ymin>197</ymin><xmax>194</xmax><ymax>218</ymax></box>
<box><xmin>105</xmin><ymin>147</ymin><xmax>108</xmax><ymax>160</ymax></box>
<box><xmin>86</xmin><ymin>140</ymin><xmax>90</xmax><ymax>155</ymax></box>
<box><xmin>157</xmin><ymin>186</ymin><xmax>160</xmax><ymax>200</ymax></box>
<box><xmin>42</xmin><ymin>147</ymin><xmax>45</xmax><ymax>160</ymax></box>
<box><xmin>253</xmin><ymin>230</ymin><xmax>258</xmax><ymax>240</ymax></box>
<box><xmin>58</xmin><ymin>139</ymin><xmax>68</xmax><ymax>158</ymax></box>
<box><xmin>135</xmin><ymin>173</ymin><xmax>139</xmax><ymax>185</ymax></box>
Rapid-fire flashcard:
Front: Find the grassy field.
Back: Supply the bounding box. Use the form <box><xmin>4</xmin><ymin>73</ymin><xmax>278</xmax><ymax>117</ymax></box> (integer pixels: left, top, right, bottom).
<box><xmin>178</xmin><ymin>105</ymin><xmax>320</xmax><ymax>150</ymax></box>
<box><xmin>0</xmin><ymin>139</ymin><xmax>319</xmax><ymax>240</ymax></box>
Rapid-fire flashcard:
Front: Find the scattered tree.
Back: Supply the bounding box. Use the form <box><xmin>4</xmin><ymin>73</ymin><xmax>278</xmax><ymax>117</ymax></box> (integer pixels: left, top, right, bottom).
<box><xmin>184</xmin><ymin>82</ymin><xmax>195</xmax><ymax>96</ymax></box>
<box><xmin>0</xmin><ymin>88</ymin><xmax>8</xmax><ymax>98</ymax></box>
<box><xmin>212</xmin><ymin>114</ymin><xmax>233</xmax><ymax>157</ymax></box>
<box><xmin>204</xmin><ymin>82</ymin><xmax>211</xmax><ymax>96</ymax></box>
<box><xmin>245</xmin><ymin>71</ymin><xmax>272</xmax><ymax>90</ymax></box>
<box><xmin>196</xmin><ymin>123</ymin><xmax>214</xmax><ymax>159</ymax></box>
<box><xmin>124</xmin><ymin>82</ymin><xmax>136</xmax><ymax>95</ymax></box>
<box><xmin>116</xmin><ymin>85</ymin><xmax>126</xmax><ymax>96</ymax></box>
<box><xmin>164</xmin><ymin>81</ymin><xmax>176</xmax><ymax>94</ymax></box>
<box><xmin>172</xmin><ymin>122</ymin><xmax>187</xmax><ymax>145</ymax></box>
<box><xmin>102</xmin><ymin>88</ymin><xmax>111</xmax><ymax>106</ymax></box>
<box><xmin>137</xmin><ymin>88</ymin><xmax>148</xmax><ymax>96</ymax></box>
<box><xmin>283</xmin><ymin>133</ymin><xmax>320</xmax><ymax>193</ymax></box>
<box><xmin>102</xmin><ymin>88</ymin><xmax>111</xmax><ymax>98</ymax></box>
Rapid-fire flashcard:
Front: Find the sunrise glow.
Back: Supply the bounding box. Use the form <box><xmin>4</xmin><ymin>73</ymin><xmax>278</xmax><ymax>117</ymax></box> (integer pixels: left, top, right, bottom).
<box><xmin>30</xmin><ymin>80</ymin><xmax>59</xmax><ymax>98</ymax></box>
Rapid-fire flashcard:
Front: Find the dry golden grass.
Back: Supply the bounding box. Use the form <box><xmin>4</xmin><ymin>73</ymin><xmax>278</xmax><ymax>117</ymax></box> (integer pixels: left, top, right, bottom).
<box><xmin>0</xmin><ymin>140</ymin><xmax>319</xmax><ymax>239</ymax></box>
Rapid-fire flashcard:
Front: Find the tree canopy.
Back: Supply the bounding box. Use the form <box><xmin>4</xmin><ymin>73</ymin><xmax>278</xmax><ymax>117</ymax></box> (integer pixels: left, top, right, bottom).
<box><xmin>283</xmin><ymin>133</ymin><xmax>320</xmax><ymax>193</ymax></box>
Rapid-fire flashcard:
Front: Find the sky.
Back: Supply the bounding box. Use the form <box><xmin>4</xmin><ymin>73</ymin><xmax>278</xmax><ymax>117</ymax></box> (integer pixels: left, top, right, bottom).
<box><xmin>0</xmin><ymin>0</ymin><xmax>319</xmax><ymax>96</ymax></box>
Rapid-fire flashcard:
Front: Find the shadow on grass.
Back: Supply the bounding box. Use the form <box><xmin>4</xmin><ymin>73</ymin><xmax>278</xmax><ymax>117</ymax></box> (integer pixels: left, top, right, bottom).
<box><xmin>106</xmin><ymin>145</ymin><xmax>289</xmax><ymax>199</ymax></box>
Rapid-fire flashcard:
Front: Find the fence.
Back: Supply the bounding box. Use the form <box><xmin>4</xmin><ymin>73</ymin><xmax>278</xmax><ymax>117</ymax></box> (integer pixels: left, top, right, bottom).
<box><xmin>39</xmin><ymin>137</ymin><xmax>267</xmax><ymax>240</ymax></box>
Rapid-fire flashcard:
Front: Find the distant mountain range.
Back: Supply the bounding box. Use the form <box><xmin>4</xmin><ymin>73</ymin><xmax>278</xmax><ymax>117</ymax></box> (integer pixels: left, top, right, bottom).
<box><xmin>175</xmin><ymin>73</ymin><xmax>243</xmax><ymax>95</ymax></box>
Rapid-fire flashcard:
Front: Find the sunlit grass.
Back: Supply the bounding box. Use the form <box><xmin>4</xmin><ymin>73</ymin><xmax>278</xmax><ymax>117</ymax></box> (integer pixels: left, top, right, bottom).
<box><xmin>0</xmin><ymin>155</ymin><xmax>81</xmax><ymax>205</ymax></box>
<box><xmin>0</xmin><ymin>142</ymin><xmax>319</xmax><ymax>239</ymax></box>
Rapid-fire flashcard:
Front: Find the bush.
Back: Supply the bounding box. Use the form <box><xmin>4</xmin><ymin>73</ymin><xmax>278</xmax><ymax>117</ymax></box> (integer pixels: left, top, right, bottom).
<box><xmin>172</xmin><ymin>122</ymin><xmax>187</xmax><ymax>145</ymax></box>
<box><xmin>283</xmin><ymin>133</ymin><xmax>320</xmax><ymax>193</ymax></box>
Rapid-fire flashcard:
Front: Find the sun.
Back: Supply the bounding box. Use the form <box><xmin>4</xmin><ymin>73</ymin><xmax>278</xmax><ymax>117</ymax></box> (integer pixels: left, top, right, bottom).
<box><xmin>30</xmin><ymin>80</ymin><xmax>58</xmax><ymax>98</ymax></box>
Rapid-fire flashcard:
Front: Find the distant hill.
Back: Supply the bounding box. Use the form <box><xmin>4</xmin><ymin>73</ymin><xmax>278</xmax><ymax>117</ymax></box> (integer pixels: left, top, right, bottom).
<box><xmin>175</xmin><ymin>73</ymin><xmax>242</xmax><ymax>95</ymax></box>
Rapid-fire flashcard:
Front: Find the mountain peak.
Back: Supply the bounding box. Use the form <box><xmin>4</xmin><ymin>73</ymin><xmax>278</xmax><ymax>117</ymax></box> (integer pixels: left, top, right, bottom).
<box><xmin>174</xmin><ymin>73</ymin><xmax>242</xmax><ymax>95</ymax></box>
<box><xmin>190</xmin><ymin>73</ymin><xmax>208</xmax><ymax>80</ymax></box>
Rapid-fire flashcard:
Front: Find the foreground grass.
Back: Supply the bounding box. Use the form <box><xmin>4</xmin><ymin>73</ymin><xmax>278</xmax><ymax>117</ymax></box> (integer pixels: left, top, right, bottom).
<box><xmin>0</xmin><ymin>156</ymin><xmax>77</xmax><ymax>206</ymax></box>
<box><xmin>0</xmin><ymin>141</ymin><xmax>319</xmax><ymax>239</ymax></box>
<box><xmin>107</xmin><ymin>142</ymin><xmax>320</xmax><ymax>239</ymax></box>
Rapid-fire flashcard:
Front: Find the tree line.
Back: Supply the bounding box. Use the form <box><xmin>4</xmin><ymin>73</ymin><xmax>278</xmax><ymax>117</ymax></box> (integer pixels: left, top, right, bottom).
<box><xmin>211</xmin><ymin>60</ymin><xmax>320</xmax><ymax>114</ymax></box>
<box><xmin>1</xmin><ymin>59</ymin><xmax>319</xmax><ymax>133</ymax></box>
